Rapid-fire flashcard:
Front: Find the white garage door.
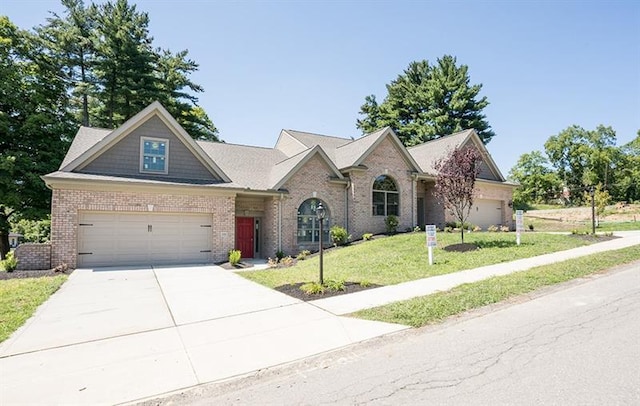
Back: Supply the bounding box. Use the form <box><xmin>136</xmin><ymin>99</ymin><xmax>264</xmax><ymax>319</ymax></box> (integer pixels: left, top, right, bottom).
<box><xmin>77</xmin><ymin>212</ymin><xmax>212</xmax><ymax>267</ymax></box>
<box><xmin>468</xmin><ymin>199</ymin><xmax>503</xmax><ymax>230</ymax></box>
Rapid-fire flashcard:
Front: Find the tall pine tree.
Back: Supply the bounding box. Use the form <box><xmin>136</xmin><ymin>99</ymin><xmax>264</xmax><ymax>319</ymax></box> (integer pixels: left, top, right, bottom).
<box><xmin>357</xmin><ymin>55</ymin><xmax>494</xmax><ymax>146</ymax></box>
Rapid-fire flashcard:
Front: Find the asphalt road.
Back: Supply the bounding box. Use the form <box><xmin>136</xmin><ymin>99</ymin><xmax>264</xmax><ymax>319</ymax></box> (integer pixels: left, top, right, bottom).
<box><xmin>144</xmin><ymin>261</ymin><xmax>640</xmax><ymax>405</ymax></box>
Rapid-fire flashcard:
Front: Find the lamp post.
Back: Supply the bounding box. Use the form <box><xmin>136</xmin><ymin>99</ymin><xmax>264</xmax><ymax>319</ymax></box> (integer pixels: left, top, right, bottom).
<box><xmin>316</xmin><ymin>202</ymin><xmax>326</xmax><ymax>285</ymax></box>
<box><xmin>589</xmin><ymin>186</ymin><xmax>596</xmax><ymax>235</ymax></box>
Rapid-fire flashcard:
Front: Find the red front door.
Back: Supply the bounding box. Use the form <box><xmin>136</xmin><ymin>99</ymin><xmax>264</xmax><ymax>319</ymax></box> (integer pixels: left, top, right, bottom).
<box><xmin>235</xmin><ymin>217</ymin><xmax>254</xmax><ymax>258</ymax></box>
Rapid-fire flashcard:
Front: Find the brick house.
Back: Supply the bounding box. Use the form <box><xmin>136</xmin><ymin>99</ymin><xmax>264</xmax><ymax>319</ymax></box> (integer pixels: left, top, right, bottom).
<box><xmin>42</xmin><ymin>102</ymin><xmax>515</xmax><ymax>268</ymax></box>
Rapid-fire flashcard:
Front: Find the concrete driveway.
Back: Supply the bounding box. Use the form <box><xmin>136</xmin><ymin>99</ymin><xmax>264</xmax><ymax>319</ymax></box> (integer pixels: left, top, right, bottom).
<box><xmin>0</xmin><ymin>265</ymin><xmax>406</xmax><ymax>405</ymax></box>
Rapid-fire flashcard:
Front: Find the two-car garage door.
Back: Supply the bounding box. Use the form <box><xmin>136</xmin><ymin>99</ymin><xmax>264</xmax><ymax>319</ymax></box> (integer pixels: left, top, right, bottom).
<box><xmin>77</xmin><ymin>212</ymin><xmax>213</xmax><ymax>267</ymax></box>
<box><xmin>468</xmin><ymin>199</ymin><xmax>503</xmax><ymax>230</ymax></box>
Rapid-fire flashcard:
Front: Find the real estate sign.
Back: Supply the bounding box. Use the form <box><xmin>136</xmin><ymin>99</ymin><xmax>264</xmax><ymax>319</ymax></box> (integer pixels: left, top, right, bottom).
<box><xmin>515</xmin><ymin>210</ymin><xmax>524</xmax><ymax>245</ymax></box>
<box><xmin>426</xmin><ymin>225</ymin><xmax>437</xmax><ymax>265</ymax></box>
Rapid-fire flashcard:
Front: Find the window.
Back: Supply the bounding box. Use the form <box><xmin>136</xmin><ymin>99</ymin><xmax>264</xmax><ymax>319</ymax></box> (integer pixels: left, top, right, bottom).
<box><xmin>297</xmin><ymin>199</ymin><xmax>330</xmax><ymax>244</ymax></box>
<box><xmin>140</xmin><ymin>137</ymin><xmax>168</xmax><ymax>174</ymax></box>
<box><xmin>372</xmin><ymin>175</ymin><xmax>399</xmax><ymax>216</ymax></box>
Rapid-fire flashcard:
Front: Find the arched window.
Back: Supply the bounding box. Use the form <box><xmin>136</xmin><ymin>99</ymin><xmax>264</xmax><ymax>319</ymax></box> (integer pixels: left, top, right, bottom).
<box><xmin>372</xmin><ymin>175</ymin><xmax>399</xmax><ymax>216</ymax></box>
<box><xmin>297</xmin><ymin>199</ymin><xmax>330</xmax><ymax>243</ymax></box>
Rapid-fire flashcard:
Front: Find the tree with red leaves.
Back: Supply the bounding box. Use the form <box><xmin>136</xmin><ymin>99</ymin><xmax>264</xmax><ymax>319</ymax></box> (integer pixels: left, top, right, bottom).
<box><xmin>434</xmin><ymin>147</ymin><xmax>483</xmax><ymax>243</ymax></box>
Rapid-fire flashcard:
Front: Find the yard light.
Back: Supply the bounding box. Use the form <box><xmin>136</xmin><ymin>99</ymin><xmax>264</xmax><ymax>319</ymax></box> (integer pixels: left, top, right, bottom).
<box><xmin>589</xmin><ymin>186</ymin><xmax>596</xmax><ymax>235</ymax></box>
<box><xmin>316</xmin><ymin>202</ymin><xmax>326</xmax><ymax>285</ymax></box>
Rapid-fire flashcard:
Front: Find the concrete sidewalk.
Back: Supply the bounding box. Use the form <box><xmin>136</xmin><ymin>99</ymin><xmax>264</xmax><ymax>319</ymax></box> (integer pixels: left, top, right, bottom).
<box><xmin>310</xmin><ymin>231</ymin><xmax>640</xmax><ymax>315</ymax></box>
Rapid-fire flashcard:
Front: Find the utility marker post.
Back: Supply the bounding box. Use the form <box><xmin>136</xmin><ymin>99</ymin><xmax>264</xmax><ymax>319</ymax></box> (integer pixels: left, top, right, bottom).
<box><xmin>426</xmin><ymin>225</ymin><xmax>437</xmax><ymax>265</ymax></box>
<box><xmin>515</xmin><ymin>210</ymin><xmax>524</xmax><ymax>246</ymax></box>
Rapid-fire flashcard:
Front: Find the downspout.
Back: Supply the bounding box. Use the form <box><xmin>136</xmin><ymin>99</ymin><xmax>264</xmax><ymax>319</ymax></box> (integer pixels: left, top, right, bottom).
<box><xmin>344</xmin><ymin>179</ymin><xmax>351</xmax><ymax>234</ymax></box>
<box><xmin>411</xmin><ymin>174</ymin><xmax>417</xmax><ymax>228</ymax></box>
<box><xmin>278</xmin><ymin>193</ymin><xmax>283</xmax><ymax>252</ymax></box>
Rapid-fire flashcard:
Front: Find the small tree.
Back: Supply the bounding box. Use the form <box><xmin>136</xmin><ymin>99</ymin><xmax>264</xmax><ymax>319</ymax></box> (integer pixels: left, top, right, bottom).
<box><xmin>434</xmin><ymin>147</ymin><xmax>483</xmax><ymax>243</ymax></box>
<box><xmin>583</xmin><ymin>184</ymin><xmax>610</xmax><ymax>227</ymax></box>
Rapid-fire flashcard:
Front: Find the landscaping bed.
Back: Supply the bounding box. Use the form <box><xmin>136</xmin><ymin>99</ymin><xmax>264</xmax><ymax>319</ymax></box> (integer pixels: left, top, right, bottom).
<box><xmin>0</xmin><ymin>269</ymin><xmax>72</xmax><ymax>280</ymax></box>
<box><xmin>275</xmin><ymin>281</ymin><xmax>382</xmax><ymax>301</ymax></box>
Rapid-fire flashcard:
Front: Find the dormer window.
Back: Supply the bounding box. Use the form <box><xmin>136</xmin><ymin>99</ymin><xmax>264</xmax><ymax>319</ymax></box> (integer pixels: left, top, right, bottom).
<box><xmin>140</xmin><ymin>137</ymin><xmax>168</xmax><ymax>174</ymax></box>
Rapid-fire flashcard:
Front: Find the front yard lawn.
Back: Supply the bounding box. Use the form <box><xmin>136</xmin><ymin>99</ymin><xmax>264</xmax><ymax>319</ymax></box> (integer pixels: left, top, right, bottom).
<box><xmin>0</xmin><ymin>275</ymin><xmax>67</xmax><ymax>343</ymax></box>
<box><xmin>241</xmin><ymin>232</ymin><xmax>597</xmax><ymax>288</ymax></box>
<box><xmin>354</xmin><ymin>245</ymin><xmax>640</xmax><ymax>327</ymax></box>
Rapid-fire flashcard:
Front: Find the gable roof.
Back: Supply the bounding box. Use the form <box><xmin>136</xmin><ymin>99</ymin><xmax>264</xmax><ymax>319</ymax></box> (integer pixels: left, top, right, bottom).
<box><xmin>53</xmin><ymin>102</ymin><xmax>509</xmax><ymax>193</ymax></box>
<box><xmin>279</xmin><ymin>127</ymin><xmax>422</xmax><ymax>172</ymax></box>
<box><xmin>407</xmin><ymin>129</ymin><xmax>506</xmax><ymax>181</ymax></box>
<box><xmin>60</xmin><ymin>101</ymin><xmax>231</xmax><ymax>182</ymax></box>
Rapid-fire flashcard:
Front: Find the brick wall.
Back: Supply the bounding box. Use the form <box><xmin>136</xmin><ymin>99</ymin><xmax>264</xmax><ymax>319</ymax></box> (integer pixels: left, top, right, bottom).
<box><xmin>280</xmin><ymin>154</ymin><xmax>346</xmax><ymax>255</ymax></box>
<box><xmin>51</xmin><ymin>188</ymin><xmax>235</xmax><ymax>268</ymax></box>
<box><xmin>15</xmin><ymin>243</ymin><xmax>51</xmax><ymax>270</ymax></box>
<box><xmin>348</xmin><ymin>137</ymin><xmax>416</xmax><ymax>238</ymax></box>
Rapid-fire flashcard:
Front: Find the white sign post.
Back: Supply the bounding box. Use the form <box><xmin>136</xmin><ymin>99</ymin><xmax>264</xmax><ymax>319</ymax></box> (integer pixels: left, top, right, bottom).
<box><xmin>515</xmin><ymin>210</ymin><xmax>524</xmax><ymax>246</ymax></box>
<box><xmin>426</xmin><ymin>225</ymin><xmax>437</xmax><ymax>265</ymax></box>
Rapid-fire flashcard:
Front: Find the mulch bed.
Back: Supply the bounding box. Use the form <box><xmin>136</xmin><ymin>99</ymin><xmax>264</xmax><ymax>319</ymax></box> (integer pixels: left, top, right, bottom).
<box><xmin>274</xmin><ymin>281</ymin><xmax>382</xmax><ymax>302</ymax></box>
<box><xmin>0</xmin><ymin>269</ymin><xmax>73</xmax><ymax>280</ymax></box>
<box><xmin>443</xmin><ymin>243</ymin><xmax>479</xmax><ymax>252</ymax></box>
<box><xmin>218</xmin><ymin>261</ymin><xmax>256</xmax><ymax>270</ymax></box>
<box><xmin>569</xmin><ymin>234</ymin><xmax>619</xmax><ymax>243</ymax></box>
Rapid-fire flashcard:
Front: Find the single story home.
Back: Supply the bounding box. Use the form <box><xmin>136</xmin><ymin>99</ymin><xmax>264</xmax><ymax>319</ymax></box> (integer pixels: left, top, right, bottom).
<box><xmin>42</xmin><ymin>102</ymin><xmax>515</xmax><ymax>268</ymax></box>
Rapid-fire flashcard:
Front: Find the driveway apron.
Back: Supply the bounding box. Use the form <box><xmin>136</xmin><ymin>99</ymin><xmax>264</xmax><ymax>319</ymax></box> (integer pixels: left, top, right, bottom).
<box><xmin>0</xmin><ymin>265</ymin><xmax>406</xmax><ymax>405</ymax></box>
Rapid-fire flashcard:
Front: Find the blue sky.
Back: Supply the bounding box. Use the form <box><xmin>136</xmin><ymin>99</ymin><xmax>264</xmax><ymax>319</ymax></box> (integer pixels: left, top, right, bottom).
<box><xmin>3</xmin><ymin>0</ymin><xmax>639</xmax><ymax>175</ymax></box>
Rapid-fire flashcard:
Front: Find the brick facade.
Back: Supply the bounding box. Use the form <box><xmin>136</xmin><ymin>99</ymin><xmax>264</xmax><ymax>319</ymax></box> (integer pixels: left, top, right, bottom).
<box><xmin>15</xmin><ymin>243</ymin><xmax>51</xmax><ymax>270</ymax></box>
<box><xmin>50</xmin><ymin>187</ymin><xmax>235</xmax><ymax>268</ymax></box>
<box><xmin>347</xmin><ymin>137</ymin><xmax>416</xmax><ymax>239</ymax></box>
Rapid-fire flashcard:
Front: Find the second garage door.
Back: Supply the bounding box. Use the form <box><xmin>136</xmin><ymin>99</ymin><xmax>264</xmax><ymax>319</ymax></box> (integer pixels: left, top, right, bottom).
<box><xmin>77</xmin><ymin>212</ymin><xmax>213</xmax><ymax>267</ymax></box>
<box><xmin>468</xmin><ymin>199</ymin><xmax>503</xmax><ymax>230</ymax></box>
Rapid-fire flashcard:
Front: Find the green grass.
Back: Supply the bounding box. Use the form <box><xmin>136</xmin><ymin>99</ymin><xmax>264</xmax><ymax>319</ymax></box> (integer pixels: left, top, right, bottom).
<box><xmin>242</xmin><ymin>232</ymin><xmax>595</xmax><ymax>288</ymax></box>
<box><xmin>353</xmin><ymin>245</ymin><xmax>640</xmax><ymax>327</ymax></box>
<box><xmin>0</xmin><ymin>275</ymin><xmax>68</xmax><ymax>343</ymax></box>
<box><xmin>528</xmin><ymin>218</ymin><xmax>640</xmax><ymax>233</ymax></box>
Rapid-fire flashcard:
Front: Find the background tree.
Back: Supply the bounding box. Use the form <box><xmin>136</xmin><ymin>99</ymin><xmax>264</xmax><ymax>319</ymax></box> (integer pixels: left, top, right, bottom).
<box><xmin>509</xmin><ymin>151</ymin><xmax>561</xmax><ymax>208</ymax></box>
<box><xmin>357</xmin><ymin>55</ymin><xmax>494</xmax><ymax>146</ymax></box>
<box><xmin>544</xmin><ymin>125</ymin><xmax>618</xmax><ymax>204</ymax></box>
<box><xmin>36</xmin><ymin>0</ymin><xmax>96</xmax><ymax>126</ymax></box>
<box><xmin>434</xmin><ymin>146</ymin><xmax>483</xmax><ymax>243</ymax></box>
<box><xmin>615</xmin><ymin>132</ymin><xmax>640</xmax><ymax>203</ymax></box>
<box><xmin>0</xmin><ymin>17</ymin><xmax>73</xmax><ymax>259</ymax></box>
<box><xmin>36</xmin><ymin>0</ymin><xmax>220</xmax><ymax>141</ymax></box>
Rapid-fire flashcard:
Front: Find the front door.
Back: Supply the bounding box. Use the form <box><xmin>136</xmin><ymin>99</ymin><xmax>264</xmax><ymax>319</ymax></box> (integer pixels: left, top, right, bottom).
<box><xmin>417</xmin><ymin>198</ymin><xmax>425</xmax><ymax>228</ymax></box>
<box><xmin>235</xmin><ymin>217</ymin><xmax>254</xmax><ymax>258</ymax></box>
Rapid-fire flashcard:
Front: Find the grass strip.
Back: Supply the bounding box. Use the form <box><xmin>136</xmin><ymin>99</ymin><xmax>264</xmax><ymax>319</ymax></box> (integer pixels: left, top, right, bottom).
<box><xmin>353</xmin><ymin>245</ymin><xmax>640</xmax><ymax>327</ymax></box>
<box><xmin>0</xmin><ymin>275</ymin><xmax>68</xmax><ymax>343</ymax></box>
<box><xmin>242</xmin><ymin>232</ymin><xmax>594</xmax><ymax>288</ymax></box>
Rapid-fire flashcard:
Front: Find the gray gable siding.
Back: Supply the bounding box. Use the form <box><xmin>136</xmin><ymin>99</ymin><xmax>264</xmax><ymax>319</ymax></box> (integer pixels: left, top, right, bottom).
<box><xmin>79</xmin><ymin>116</ymin><xmax>218</xmax><ymax>181</ymax></box>
<box><xmin>460</xmin><ymin>139</ymin><xmax>500</xmax><ymax>181</ymax></box>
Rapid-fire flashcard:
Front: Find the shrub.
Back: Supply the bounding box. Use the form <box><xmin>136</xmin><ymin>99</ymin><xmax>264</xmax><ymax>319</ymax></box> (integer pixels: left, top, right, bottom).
<box><xmin>488</xmin><ymin>225</ymin><xmax>499</xmax><ymax>232</ymax></box>
<box><xmin>0</xmin><ymin>251</ymin><xmax>18</xmax><ymax>272</ymax></box>
<box><xmin>325</xmin><ymin>279</ymin><xmax>346</xmax><ymax>292</ymax></box>
<box><xmin>275</xmin><ymin>250</ymin><xmax>285</xmax><ymax>260</ymax></box>
<box><xmin>280</xmin><ymin>256</ymin><xmax>295</xmax><ymax>267</ymax></box>
<box><xmin>444</xmin><ymin>226</ymin><xmax>453</xmax><ymax>233</ymax></box>
<box><xmin>413</xmin><ymin>226</ymin><xmax>422</xmax><ymax>232</ymax></box>
<box><xmin>500</xmin><ymin>226</ymin><xmax>510</xmax><ymax>232</ymax></box>
<box><xmin>267</xmin><ymin>257</ymin><xmax>279</xmax><ymax>268</ymax></box>
<box><xmin>472</xmin><ymin>225</ymin><xmax>482</xmax><ymax>232</ymax></box>
<box><xmin>330</xmin><ymin>225</ymin><xmax>351</xmax><ymax>246</ymax></box>
<box><xmin>228</xmin><ymin>250</ymin><xmax>241</xmax><ymax>266</ymax></box>
<box><xmin>300</xmin><ymin>282</ymin><xmax>325</xmax><ymax>295</ymax></box>
<box><xmin>296</xmin><ymin>250</ymin><xmax>311</xmax><ymax>260</ymax></box>
<box><xmin>362</xmin><ymin>233</ymin><xmax>373</xmax><ymax>241</ymax></box>
<box><xmin>385</xmin><ymin>215</ymin><xmax>399</xmax><ymax>234</ymax></box>
<box><xmin>528</xmin><ymin>224</ymin><xmax>535</xmax><ymax>231</ymax></box>
<box><xmin>359</xmin><ymin>280</ymin><xmax>372</xmax><ymax>288</ymax></box>
<box><xmin>12</xmin><ymin>217</ymin><xmax>51</xmax><ymax>243</ymax></box>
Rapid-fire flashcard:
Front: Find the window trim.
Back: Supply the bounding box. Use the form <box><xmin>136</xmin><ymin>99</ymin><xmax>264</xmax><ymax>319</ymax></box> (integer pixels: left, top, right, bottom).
<box><xmin>372</xmin><ymin>175</ymin><xmax>399</xmax><ymax>217</ymax></box>
<box><xmin>140</xmin><ymin>136</ymin><xmax>169</xmax><ymax>175</ymax></box>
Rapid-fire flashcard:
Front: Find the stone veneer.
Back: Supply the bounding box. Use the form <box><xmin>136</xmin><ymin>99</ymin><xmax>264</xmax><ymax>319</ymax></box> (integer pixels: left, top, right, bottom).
<box><xmin>51</xmin><ymin>187</ymin><xmax>235</xmax><ymax>268</ymax></box>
